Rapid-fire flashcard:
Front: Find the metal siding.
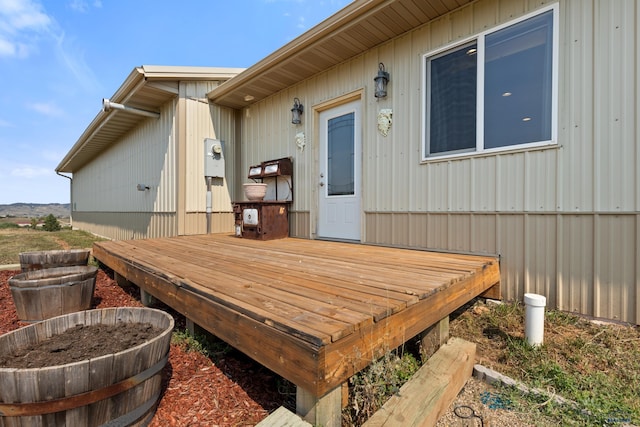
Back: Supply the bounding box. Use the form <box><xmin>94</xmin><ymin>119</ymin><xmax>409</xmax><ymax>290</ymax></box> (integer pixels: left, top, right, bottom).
<box><xmin>72</xmin><ymin>101</ymin><xmax>176</xmax><ymax>214</ymax></box>
<box><xmin>523</xmin><ymin>215</ymin><xmax>557</xmax><ymax>307</ymax></box>
<box><xmin>227</xmin><ymin>0</ymin><xmax>640</xmax><ymax>323</ymax></box>
<box><xmin>560</xmin><ymin>0</ymin><xmax>594</xmax><ymax>213</ymax></box>
<box><xmin>593</xmin><ymin>0</ymin><xmax>637</xmax><ymax>213</ymax></box>
<box><xmin>183</xmin><ymin>81</ymin><xmax>235</xmax><ymax>215</ymax></box>
<box><xmin>496</xmin><ymin>214</ymin><xmax>525</xmax><ymax>301</ymax></box>
<box><xmin>469</xmin><ymin>214</ymin><xmax>497</xmax><ymax>254</ymax></box>
<box><xmin>470</xmin><ymin>156</ymin><xmax>497</xmax><ymax>211</ymax></box>
<box><xmin>71</xmin><ymin>212</ymin><xmax>177</xmax><ymax>240</ymax></box>
<box><xmin>594</xmin><ymin>215</ymin><xmax>637</xmax><ymax>321</ymax></box>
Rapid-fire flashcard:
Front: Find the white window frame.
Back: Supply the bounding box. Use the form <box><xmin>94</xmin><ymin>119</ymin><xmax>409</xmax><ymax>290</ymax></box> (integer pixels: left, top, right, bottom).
<box><xmin>421</xmin><ymin>4</ymin><xmax>559</xmax><ymax>161</ymax></box>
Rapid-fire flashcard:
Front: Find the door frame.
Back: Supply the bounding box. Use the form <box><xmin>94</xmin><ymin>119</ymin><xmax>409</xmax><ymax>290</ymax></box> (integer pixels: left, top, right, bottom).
<box><xmin>312</xmin><ymin>90</ymin><xmax>364</xmax><ymax>241</ymax></box>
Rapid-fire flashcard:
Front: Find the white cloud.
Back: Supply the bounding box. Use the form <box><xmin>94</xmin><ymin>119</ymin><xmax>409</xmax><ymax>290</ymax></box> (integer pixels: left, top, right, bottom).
<box><xmin>0</xmin><ymin>118</ymin><xmax>12</xmax><ymax>127</ymax></box>
<box><xmin>11</xmin><ymin>165</ymin><xmax>51</xmax><ymax>178</ymax></box>
<box><xmin>68</xmin><ymin>0</ymin><xmax>101</xmax><ymax>13</ymax></box>
<box><xmin>27</xmin><ymin>101</ymin><xmax>65</xmax><ymax>117</ymax></box>
<box><xmin>0</xmin><ymin>0</ymin><xmax>51</xmax><ymax>57</ymax></box>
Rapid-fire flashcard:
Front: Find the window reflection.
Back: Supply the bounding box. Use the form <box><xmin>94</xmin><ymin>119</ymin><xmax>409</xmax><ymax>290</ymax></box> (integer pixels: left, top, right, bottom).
<box><xmin>328</xmin><ymin>113</ymin><xmax>355</xmax><ymax>196</ymax></box>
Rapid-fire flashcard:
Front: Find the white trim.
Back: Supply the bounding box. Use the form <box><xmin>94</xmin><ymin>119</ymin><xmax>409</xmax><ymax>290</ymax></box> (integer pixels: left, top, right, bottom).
<box><xmin>421</xmin><ymin>3</ymin><xmax>559</xmax><ymax>162</ymax></box>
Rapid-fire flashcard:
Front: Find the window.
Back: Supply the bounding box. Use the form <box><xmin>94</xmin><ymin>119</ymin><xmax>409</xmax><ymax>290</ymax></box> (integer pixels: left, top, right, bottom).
<box><xmin>424</xmin><ymin>6</ymin><xmax>557</xmax><ymax>159</ymax></box>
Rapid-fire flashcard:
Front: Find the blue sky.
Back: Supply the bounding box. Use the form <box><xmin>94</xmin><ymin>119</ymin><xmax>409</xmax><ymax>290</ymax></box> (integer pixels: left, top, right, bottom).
<box><xmin>0</xmin><ymin>0</ymin><xmax>349</xmax><ymax>204</ymax></box>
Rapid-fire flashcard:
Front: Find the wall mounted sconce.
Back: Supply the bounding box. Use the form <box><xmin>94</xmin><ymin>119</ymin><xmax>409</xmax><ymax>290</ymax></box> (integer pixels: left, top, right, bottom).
<box><xmin>374</xmin><ymin>63</ymin><xmax>390</xmax><ymax>98</ymax></box>
<box><xmin>291</xmin><ymin>98</ymin><xmax>304</xmax><ymax>124</ymax></box>
<box><xmin>137</xmin><ymin>184</ymin><xmax>150</xmax><ymax>191</ymax></box>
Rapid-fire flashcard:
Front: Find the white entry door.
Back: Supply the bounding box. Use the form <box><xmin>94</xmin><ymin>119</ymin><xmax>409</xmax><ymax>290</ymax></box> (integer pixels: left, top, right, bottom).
<box><xmin>318</xmin><ymin>100</ymin><xmax>361</xmax><ymax>240</ymax></box>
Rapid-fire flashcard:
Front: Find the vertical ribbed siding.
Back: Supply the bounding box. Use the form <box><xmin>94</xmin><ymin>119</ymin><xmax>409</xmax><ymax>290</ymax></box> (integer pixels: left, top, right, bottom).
<box><xmin>230</xmin><ymin>0</ymin><xmax>639</xmax><ymax>323</ymax></box>
<box><xmin>72</xmin><ymin>100</ymin><xmax>177</xmax><ymax>215</ymax></box>
<box><xmin>183</xmin><ymin>81</ymin><xmax>234</xmax><ymax>215</ymax></box>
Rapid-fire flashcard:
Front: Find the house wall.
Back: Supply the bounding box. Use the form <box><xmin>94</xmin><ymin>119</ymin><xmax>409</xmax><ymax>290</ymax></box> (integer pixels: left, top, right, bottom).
<box><xmin>71</xmin><ymin>100</ymin><xmax>178</xmax><ymax>239</ymax></box>
<box><xmin>234</xmin><ymin>0</ymin><xmax>639</xmax><ymax>323</ymax></box>
<box><xmin>181</xmin><ymin>81</ymin><xmax>236</xmax><ymax>235</ymax></box>
<box><xmin>72</xmin><ymin>80</ymin><xmax>235</xmax><ymax>239</ymax></box>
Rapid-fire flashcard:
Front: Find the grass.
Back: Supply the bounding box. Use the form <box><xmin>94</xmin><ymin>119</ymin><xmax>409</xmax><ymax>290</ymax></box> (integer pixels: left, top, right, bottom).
<box><xmin>451</xmin><ymin>299</ymin><xmax>640</xmax><ymax>426</ymax></box>
<box><xmin>171</xmin><ymin>328</ymin><xmax>231</xmax><ymax>363</ymax></box>
<box><xmin>0</xmin><ymin>226</ymin><xmax>106</xmax><ymax>265</ymax></box>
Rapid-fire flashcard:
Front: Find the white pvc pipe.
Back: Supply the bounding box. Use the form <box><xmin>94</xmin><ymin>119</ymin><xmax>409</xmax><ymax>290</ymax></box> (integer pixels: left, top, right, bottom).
<box><xmin>102</xmin><ymin>98</ymin><xmax>160</xmax><ymax>119</ymax></box>
<box><xmin>524</xmin><ymin>293</ymin><xmax>546</xmax><ymax>347</ymax></box>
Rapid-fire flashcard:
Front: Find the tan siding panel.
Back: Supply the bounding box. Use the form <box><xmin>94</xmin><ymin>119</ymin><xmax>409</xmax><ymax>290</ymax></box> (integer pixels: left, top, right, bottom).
<box><xmin>72</xmin><ymin>212</ymin><xmax>176</xmax><ymax>240</ymax></box>
<box><xmin>496</xmin><ymin>214</ymin><xmax>525</xmax><ymax>301</ymax></box>
<box><xmin>73</xmin><ymin>101</ymin><xmax>177</xmax><ymax>214</ymax></box>
<box><xmin>289</xmin><ymin>211</ymin><xmax>310</xmax><ymax>239</ymax></box>
<box><xmin>594</xmin><ymin>215</ymin><xmax>637</xmax><ymax>321</ymax></box>
<box><xmin>470</xmin><ymin>156</ymin><xmax>497</xmax><ymax>211</ymax></box>
<box><xmin>183</xmin><ymin>81</ymin><xmax>234</xmax><ymax>214</ymax></box>
<box><xmin>557</xmin><ymin>214</ymin><xmax>594</xmax><ymax>316</ymax></box>
<box><xmin>559</xmin><ymin>0</ymin><xmax>594</xmax><ymax>212</ymax></box>
<box><xmin>469</xmin><ymin>214</ymin><xmax>497</xmax><ymax>254</ymax></box>
<box><xmin>496</xmin><ymin>153</ymin><xmax>525</xmax><ymax>212</ymax></box>
<box><xmin>593</xmin><ymin>0</ymin><xmax>637</xmax><ymax>212</ymax></box>
<box><xmin>523</xmin><ymin>215</ymin><xmax>557</xmax><ymax>307</ymax></box>
<box><xmin>183</xmin><ymin>212</ymin><xmax>234</xmax><ymax>235</ymax></box>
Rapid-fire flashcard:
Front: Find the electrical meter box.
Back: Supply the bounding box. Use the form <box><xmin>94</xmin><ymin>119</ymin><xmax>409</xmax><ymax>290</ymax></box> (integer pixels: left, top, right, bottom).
<box><xmin>204</xmin><ymin>138</ymin><xmax>225</xmax><ymax>178</ymax></box>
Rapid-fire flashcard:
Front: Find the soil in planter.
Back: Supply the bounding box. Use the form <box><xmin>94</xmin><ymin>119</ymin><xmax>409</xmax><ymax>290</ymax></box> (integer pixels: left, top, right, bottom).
<box><xmin>0</xmin><ymin>322</ymin><xmax>163</xmax><ymax>369</ymax></box>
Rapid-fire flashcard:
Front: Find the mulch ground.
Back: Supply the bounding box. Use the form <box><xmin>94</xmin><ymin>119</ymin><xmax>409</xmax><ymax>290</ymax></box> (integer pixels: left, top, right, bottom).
<box><xmin>0</xmin><ymin>269</ymin><xmax>286</xmax><ymax>426</ymax></box>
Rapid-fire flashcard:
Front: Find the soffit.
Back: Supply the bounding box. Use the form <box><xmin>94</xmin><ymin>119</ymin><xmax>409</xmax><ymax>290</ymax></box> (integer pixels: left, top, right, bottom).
<box><xmin>208</xmin><ymin>0</ymin><xmax>471</xmax><ymax>109</ymax></box>
<box><xmin>57</xmin><ymin>66</ymin><xmax>243</xmax><ymax>173</ymax></box>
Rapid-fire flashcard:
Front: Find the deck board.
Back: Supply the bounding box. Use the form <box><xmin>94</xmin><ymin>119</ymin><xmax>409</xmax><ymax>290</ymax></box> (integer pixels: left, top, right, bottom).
<box><xmin>93</xmin><ymin>233</ymin><xmax>500</xmax><ymax>397</ymax></box>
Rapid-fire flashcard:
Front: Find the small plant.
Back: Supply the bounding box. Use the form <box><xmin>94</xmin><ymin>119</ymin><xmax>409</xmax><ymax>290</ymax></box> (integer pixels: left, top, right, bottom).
<box><xmin>42</xmin><ymin>214</ymin><xmax>61</xmax><ymax>232</ymax></box>
<box><xmin>171</xmin><ymin>329</ymin><xmax>231</xmax><ymax>362</ymax></box>
<box><xmin>343</xmin><ymin>349</ymin><xmax>420</xmax><ymax>425</ymax></box>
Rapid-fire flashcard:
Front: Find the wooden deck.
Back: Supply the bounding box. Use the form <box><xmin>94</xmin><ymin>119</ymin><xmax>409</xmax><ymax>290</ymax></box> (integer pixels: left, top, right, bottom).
<box><xmin>93</xmin><ymin>234</ymin><xmax>500</xmax><ymax>400</ymax></box>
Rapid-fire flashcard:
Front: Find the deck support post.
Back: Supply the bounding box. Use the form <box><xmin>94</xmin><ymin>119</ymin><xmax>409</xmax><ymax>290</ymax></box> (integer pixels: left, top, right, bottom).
<box><xmin>114</xmin><ymin>272</ymin><xmax>133</xmax><ymax>288</ymax></box>
<box><xmin>419</xmin><ymin>315</ymin><xmax>449</xmax><ymax>361</ymax></box>
<box><xmin>296</xmin><ymin>384</ymin><xmax>343</xmax><ymax>427</ymax></box>
<box><xmin>140</xmin><ymin>289</ymin><xmax>157</xmax><ymax>307</ymax></box>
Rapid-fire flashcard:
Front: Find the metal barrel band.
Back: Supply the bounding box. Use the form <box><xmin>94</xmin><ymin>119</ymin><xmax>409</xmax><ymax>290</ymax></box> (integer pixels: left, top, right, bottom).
<box><xmin>0</xmin><ymin>354</ymin><xmax>168</xmax><ymax>417</ymax></box>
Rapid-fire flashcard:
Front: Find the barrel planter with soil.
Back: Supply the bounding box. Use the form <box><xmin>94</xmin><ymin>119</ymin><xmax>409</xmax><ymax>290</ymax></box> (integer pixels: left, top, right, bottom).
<box><xmin>19</xmin><ymin>249</ymin><xmax>90</xmax><ymax>272</ymax></box>
<box><xmin>8</xmin><ymin>266</ymin><xmax>98</xmax><ymax>323</ymax></box>
<box><xmin>0</xmin><ymin>307</ymin><xmax>174</xmax><ymax>427</ymax></box>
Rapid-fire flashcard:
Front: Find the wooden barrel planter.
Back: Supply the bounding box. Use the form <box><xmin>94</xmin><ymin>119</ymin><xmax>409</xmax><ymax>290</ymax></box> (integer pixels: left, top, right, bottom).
<box><xmin>0</xmin><ymin>307</ymin><xmax>174</xmax><ymax>426</ymax></box>
<box><xmin>9</xmin><ymin>266</ymin><xmax>98</xmax><ymax>323</ymax></box>
<box><xmin>19</xmin><ymin>249</ymin><xmax>90</xmax><ymax>272</ymax></box>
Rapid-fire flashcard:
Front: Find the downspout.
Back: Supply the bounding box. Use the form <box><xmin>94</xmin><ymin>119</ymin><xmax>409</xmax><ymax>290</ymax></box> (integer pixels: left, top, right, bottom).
<box><xmin>56</xmin><ymin>171</ymin><xmax>73</xmax><ymax>226</ymax></box>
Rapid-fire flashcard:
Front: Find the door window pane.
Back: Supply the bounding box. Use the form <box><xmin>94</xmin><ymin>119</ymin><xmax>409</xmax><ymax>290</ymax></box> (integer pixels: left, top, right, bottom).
<box><xmin>327</xmin><ymin>112</ymin><xmax>355</xmax><ymax>196</ymax></box>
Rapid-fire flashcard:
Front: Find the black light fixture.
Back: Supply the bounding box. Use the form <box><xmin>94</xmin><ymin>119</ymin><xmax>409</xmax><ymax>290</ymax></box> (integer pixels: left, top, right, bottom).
<box><xmin>374</xmin><ymin>62</ymin><xmax>390</xmax><ymax>98</ymax></box>
<box><xmin>291</xmin><ymin>98</ymin><xmax>304</xmax><ymax>124</ymax></box>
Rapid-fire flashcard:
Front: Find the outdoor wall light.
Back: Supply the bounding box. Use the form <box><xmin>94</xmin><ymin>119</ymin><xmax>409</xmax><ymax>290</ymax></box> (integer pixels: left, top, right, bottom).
<box><xmin>291</xmin><ymin>98</ymin><xmax>304</xmax><ymax>124</ymax></box>
<box><xmin>137</xmin><ymin>184</ymin><xmax>150</xmax><ymax>191</ymax></box>
<box><xmin>374</xmin><ymin>63</ymin><xmax>390</xmax><ymax>98</ymax></box>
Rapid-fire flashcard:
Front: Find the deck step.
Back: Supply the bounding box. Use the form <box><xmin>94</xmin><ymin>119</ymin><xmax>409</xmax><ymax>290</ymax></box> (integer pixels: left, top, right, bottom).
<box><xmin>363</xmin><ymin>337</ymin><xmax>476</xmax><ymax>427</ymax></box>
<box><xmin>256</xmin><ymin>406</ymin><xmax>312</xmax><ymax>427</ymax></box>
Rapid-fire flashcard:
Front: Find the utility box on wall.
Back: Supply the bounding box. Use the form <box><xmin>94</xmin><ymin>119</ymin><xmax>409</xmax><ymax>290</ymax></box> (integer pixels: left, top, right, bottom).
<box><xmin>204</xmin><ymin>138</ymin><xmax>225</xmax><ymax>178</ymax></box>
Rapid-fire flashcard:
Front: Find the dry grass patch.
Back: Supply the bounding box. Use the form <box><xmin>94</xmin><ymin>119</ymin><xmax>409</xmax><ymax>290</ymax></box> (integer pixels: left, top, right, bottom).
<box><xmin>450</xmin><ymin>299</ymin><xmax>640</xmax><ymax>426</ymax></box>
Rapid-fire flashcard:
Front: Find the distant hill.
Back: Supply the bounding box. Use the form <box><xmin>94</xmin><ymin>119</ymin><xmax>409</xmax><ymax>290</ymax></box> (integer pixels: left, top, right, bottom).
<box><xmin>0</xmin><ymin>203</ymin><xmax>70</xmax><ymax>218</ymax></box>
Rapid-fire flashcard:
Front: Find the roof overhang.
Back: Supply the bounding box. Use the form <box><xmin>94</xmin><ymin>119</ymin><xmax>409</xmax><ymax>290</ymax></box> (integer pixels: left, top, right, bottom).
<box><xmin>207</xmin><ymin>0</ymin><xmax>472</xmax><ymax>109</ymax></box>
<box><xmin>56</xmin><ymin>66</ymin><xmax>244</xmax><ymax>173</ymax></box>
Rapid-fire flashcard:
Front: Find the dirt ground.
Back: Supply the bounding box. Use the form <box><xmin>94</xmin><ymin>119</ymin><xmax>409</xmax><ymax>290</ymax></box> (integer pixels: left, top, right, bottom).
<box><xmin>0</xmin><ymin>268</ymin><xmax>554</xmax><ymax>426</ymax></box>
